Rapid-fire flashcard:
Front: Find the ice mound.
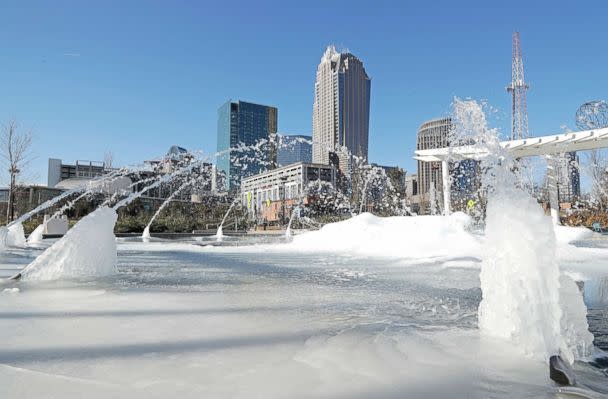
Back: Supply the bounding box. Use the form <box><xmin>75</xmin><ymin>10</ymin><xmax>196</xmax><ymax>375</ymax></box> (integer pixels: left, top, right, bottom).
<box><xmin>558</xmin><ymin>274</ymin><xmax>594</xmax><ymax>363</ymax></box>
<box><xmin>20</xmin><ymin>207</ymin><xmax>118</xmax><ymax>281</ymax></box>
<box><xmin>291</xmin><ymin>212</ymin><xmax>481</xmax><ymax>260</ymax></box>
<box><xmin>0</xmin><ymin>223</ymin><xmax>27</xmax><ymax>248</ymax></box>
<box><xmin>554</xmin><ymin>225</ymin><xmax>595</xmax><ymax>245</ymax></box>
<box><xmin>26</xmin><ymin>224</ymin><xmax>44</xmax><ymax>244</ymax></box>
<box><xmin>142</xmin><ymin>225</ymin><xmax>151</xmax><ymax>240</ymax></box>
<box><xmin>479</xmin><ymin>174</ymin><xmax>592</xmax><ymax>363</ymax></box>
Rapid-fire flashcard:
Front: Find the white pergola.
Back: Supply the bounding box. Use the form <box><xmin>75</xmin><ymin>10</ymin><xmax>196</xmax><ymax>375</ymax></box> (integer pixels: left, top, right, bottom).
<box><xmin>413</xmin><ymin>127</ymin><xmax>608</xmax><ymax>223</ymax></box>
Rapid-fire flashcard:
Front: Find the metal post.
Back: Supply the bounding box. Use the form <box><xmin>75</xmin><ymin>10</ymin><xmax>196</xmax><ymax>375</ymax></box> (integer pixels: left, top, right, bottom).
<box><xmin>441</xmin><ymin>160</ymin><xmax>451</xmax><ymax>215</ymax></box>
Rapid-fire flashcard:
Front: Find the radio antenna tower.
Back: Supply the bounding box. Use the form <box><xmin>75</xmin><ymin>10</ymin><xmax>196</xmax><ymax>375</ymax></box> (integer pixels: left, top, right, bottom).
<box><xmin>506</xmin><ymin>32</ymin><xmax>529</xmax><ymax>140</ymax></box>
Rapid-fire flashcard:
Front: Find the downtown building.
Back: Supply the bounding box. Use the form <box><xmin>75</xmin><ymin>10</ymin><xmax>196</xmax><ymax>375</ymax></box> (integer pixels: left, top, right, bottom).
<box><xmin>48</xmin><ymin>158</ymin><xmax>109</xmax><ymax>188</ymax></box>
<box><xmin>240</xmin><ymin>162</ymin><xmax>336</xmax><ymax>224</ymax></box>
<box><xmin>216</xmin><ymin>100</ymin><xmax>278</xmax><ymax>191</ymax></box>
<box><xmin>416</xmin><ymin>118</ymin><xmax>450</xmax><ymax>213</ymax></box>
<box><xmin>415</xmin><ymin>117</ymin><xmax>479</xmax><ymax>214</ymax></box>
<box><xmin>277</xmin><ymin>134</ymin><xmax>312</xmax><ymax>167</ymax></box>
<box><xmin>312</xmin><ymin>46</ymin><xmax>371</xmax><ymax>173</ymax></box>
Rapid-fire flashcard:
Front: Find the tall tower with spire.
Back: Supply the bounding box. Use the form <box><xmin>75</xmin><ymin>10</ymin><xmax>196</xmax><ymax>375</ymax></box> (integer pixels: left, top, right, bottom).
<box><xmin>312</xmin><ymin>46</ymin><xmax>371</xmax><ymax>171</ymax></box>
<box><xmin>507</xmin><ymin>32</ymin><xmax>529</xmax><ymax>140</ymax></box>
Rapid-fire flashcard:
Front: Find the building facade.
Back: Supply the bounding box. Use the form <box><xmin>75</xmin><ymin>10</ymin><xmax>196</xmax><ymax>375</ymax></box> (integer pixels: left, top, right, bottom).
<box><xmin>416</xmin><ymin>118</ymin><xmax>451</xmax><ymax>213</ymax></box>
<box><xmin>405</xmin><ymin>173</ymin><xmax>418</xmax><ymax>198</ymax></box>
<box><xmin>241</xmin><ymin>162</ymin><xmax>336</xmax><ymax>223</ymax></box>
<box><xmin>415</xmin><ymin>117</ymin><xmax>482</xmax><ymax>213</ymax></box>
<box><xmin>312</xmin><ymin>46</ymin><xmax>371</xmax><ymax>172</ymax></box>
<box><xmin>48</xmin><ymin>159</ymin><xmax>108</xmax><ymax>188</ymax></box>
<box><xmin>277</xmin><ymin>134</ymin><xmax>312</xmax><ymax>167</ymax></box>
<box><xmin>217</xmin><ymin>100</ymin><xmax>278</xmax><ymax>191</ymax></box>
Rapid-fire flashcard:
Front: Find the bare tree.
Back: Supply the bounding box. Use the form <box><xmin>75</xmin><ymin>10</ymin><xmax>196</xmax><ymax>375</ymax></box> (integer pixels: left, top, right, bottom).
<box><xmin>0</xmin><ymin>121</ymin><xmax>33</xmax><ymax>222</ymax></box>
<box><xmin>586</xmin><ymin>150</ymin><xmax>608</xmax><ymax>209</ymax></box>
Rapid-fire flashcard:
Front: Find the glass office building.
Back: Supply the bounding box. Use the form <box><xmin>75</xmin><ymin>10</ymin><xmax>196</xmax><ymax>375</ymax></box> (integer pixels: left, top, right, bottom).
<box><xmin>216</xmin><ymin>100</ymin><xmax>278</xmax><ymax>191</ymax></box>
<box><xmin>277</xmin><ymin>134</ymin><xmax>312</xmax><ymax>167</ymax></box>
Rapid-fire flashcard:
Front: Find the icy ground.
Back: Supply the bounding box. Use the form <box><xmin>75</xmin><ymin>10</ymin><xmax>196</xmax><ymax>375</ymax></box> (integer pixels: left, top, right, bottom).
<box><xmin>0</xmin><ymin>232</ymin><xmax>607</xmax><ymax>398</ymax></box>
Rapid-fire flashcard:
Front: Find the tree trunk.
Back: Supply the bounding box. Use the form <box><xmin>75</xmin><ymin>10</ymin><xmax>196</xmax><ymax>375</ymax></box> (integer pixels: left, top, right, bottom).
<box><xmin>7</xmin><ymin>171</ymin><xmax>15</xmax><ymax>222</ymax></box>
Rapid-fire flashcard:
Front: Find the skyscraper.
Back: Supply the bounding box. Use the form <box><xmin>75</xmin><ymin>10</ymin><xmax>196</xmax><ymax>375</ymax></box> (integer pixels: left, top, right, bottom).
<box><xmin>312</xmin><ymin>46</ymin><xmax>371</xmax><ymax>172</ymax></box>
<box><xmin>216</xmin><ymin>100</ymin><xmax>278</xmax><ymax>191</ymax></box>
<box><xmin>277</xmin><ymin>134</ymin><xmax>312</xmax><ymax>167</ymax></box>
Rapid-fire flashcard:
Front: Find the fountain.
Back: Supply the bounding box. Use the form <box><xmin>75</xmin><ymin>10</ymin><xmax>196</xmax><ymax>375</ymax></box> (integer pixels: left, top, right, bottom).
<box><xmin>142</xmin><ymin>175</ymin><xmax>202</xmax><ymax>240</ymax></box>
<box><xmin>11</xmin><ymin>158</ymin><xmax>204</xmax><ymax>280</ymax></box>
<box><xmin>13</xmin><ymin>206</ymin><xmax>118</xmax><ymax>280</ymax></box>
<box><xmin>1</xmin><ymin>126</ymin><xmax>606</xmax><ymax>397</ymax></box>
<box><xmin>285</xmin><ymin>205</ymin><xmax>301</xmax><ymax>238</ymax></box>
<box><xmin>0</xmin><ymin>186</ymin><xmax>84</xmax><ymax>249</ymax></box>
<box><xmin>451</xmin><ymin>98</ymin><xmax>593</xmax><ymax>364</ymax></box>
<box><xmin>26</xmin><ymin>223</ymin><xmax>44</xmax><ymax>244</ymax></box>
<box><xmin>0</xmin><ymin>223</ymin><xmax>26</xmax><ymax>248</ymax></box>
<box><xmin>0</xmin><ymin>168</ymin><xmax>134</xmax><ymax>249</ymax></box>
<box><xmin>216</xmin><ymin>197</ymin><xmax>239</xmax><ymax>241</ymax></box>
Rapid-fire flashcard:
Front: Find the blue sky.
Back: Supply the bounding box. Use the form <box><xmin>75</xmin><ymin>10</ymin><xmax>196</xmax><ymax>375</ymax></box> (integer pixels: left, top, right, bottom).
<box><xmin>1</xmin><ymin>0</ymin><xmax>607</xmax><ymax>185</ymax></box>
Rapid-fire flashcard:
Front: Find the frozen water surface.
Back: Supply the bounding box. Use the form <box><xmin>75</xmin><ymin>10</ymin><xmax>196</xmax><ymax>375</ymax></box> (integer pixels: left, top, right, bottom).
<box><xmin>0</xmin><ymin>233</ymin><xmax>606</xmax><ymax>399</ymax></box>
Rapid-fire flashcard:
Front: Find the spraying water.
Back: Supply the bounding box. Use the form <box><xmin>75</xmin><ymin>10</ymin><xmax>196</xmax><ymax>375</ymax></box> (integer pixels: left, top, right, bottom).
<box><xmin>451</xmin><ymin>98</ymin><xmax>593</xmax><ymax>363</ymax></box>
<box><xmin>216</xmin><ymin>198</ymin><xmax>239</xmax><ymax>241</ymax></box>
<box><xmin>0</xmin><ymin>187</ymin><xmax>84</xmax><ymax>249</ymax></box>
<box><xmin>142</xmin><ymin>176</ymin><xmax>201</xmax><ymax>239</ymax></box>
<box><xmin>112</xmin><ymin>160</ymin><xmax>202</xmax><ymax>210</ymax></box>
<box><xmin>0</xmin><ymin>168</ymin><xmax>132</xmax><ymax>249</ymax></box>
<box><xmin>285</xmin><ymin>205</ymin><xmax>301</xmax><ymax>238</ymax></box>
<box><xmin>11</xmin><ymin>161</ymin><xmax>201</xmax><ymax>281</ymax></box>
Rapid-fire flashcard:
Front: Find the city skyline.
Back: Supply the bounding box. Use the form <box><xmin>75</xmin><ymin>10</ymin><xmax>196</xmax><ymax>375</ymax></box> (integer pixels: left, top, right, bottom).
<box><xmin>1</xmin><ymin>1</ymin><xmax>607</xmax><ymax>186</ymax></box>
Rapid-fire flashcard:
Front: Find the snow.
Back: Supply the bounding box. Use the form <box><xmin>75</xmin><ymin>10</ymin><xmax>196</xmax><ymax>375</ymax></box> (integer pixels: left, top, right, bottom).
<box><xmin>19</xmin><ymin>207</ymin><xmax>118</xmax><ymax>281</ymax></box>
<box><xmin>290</xmin><ymin>212</ymin><xmax>481</xmax><ymax>261</ymax></box>
<box><xmin>554</xmin><ymin>225</ymin><xmax>596</xmax><ymax>245</ymax></box>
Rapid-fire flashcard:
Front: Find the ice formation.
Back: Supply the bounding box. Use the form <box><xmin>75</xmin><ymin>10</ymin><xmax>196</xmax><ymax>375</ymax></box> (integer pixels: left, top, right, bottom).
<box><xmin>20</xmin><ymin>207</ymin><xmax>118</xmax><ymax>281</ymax></box>
<box><xmin>478</xmin><ymin>166</ymin><xmax>593</xmax><ymax>362</ymax></box>
<box><xmin>215</xmin><ymin>225</ymin><xmax>224</xmax><ymax>241</ymax></box>
<box><xmin>0</xmin><ymin>223</ymin><xmax>27</xmax><ymax>248</ymax></box>
<box><xmin>142</xmin><ymin>225</ymin><xmax>151</xmax><ymax>240</ymax></box>
<box><xmin>452</xmin><ymin>97</ymin><xmax>595</xmax><ymax>363</ymax></box>
<box><xmin>26</xmin><ymin>224</ymin><xmax>44</xmax><ymax>244</ymax></box>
